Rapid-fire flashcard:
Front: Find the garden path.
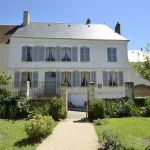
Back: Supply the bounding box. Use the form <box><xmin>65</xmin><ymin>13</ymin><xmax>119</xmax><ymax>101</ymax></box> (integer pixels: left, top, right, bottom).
<box><xmin>37</xmin><ymin>111</ymin><xmax>101</xmax><ymax>150</ymax></box>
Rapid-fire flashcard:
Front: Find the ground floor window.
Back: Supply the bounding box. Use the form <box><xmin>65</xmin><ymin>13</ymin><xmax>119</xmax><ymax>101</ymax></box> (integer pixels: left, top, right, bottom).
<box><xmin>103</xmin><ymin>71</ymin><xmax>123</xmax><ymax>87</ymax></box>
<box><xmin>81</xmin><ymin>72</ymin><xmax>90</xmax><ymax>87</ymax></box>
<box><xmin>62</xmin><ymin>72</ymin><xmax>71</xmax><ymax>86</ymax></box>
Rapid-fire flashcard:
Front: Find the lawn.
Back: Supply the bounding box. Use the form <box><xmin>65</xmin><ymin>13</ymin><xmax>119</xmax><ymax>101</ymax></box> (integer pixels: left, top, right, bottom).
<box><xmin>0</xmin><ymin>119</ymin><xmax>39</xmax><ymax>150</ymax></box>
<box><xmin>95</xmin><ymin>117</ymin><xmax>150</xmax><ymax>150</ymax></box>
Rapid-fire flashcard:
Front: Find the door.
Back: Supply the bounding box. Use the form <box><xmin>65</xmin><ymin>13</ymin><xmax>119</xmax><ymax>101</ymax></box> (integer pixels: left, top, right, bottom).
<box><xmin>45</xmin><ymin>72</ymin><xmax>56</xmax><ymax>96</ymax></box>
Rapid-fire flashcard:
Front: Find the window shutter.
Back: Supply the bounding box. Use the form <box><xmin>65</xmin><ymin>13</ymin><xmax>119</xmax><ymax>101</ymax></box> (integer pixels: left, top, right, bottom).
<box><xmin>107</xmin><ymin>48</ymin><xmax>111</xmax><ymax>62</ymax></box>
<box><xmin>112</xmin><ymin>48</ymin><xmax>117</xmax><ymax>61</ymax></box>
<box><xmin>80</xmin><ymin>47</ymin><xmax>84</xmax><ymax>61</ymax></box>
<box><xmin>71</xmin><ymin>47</ymin><xmax>78</xmax><ymax>61</ymax></box>
<box><xmin>32</xmin><ymin>71</ymin><xmax>38</xmax><ymax>88</ymax></box>
<box><xmin>86</xmin><ymin>47</ymin><xmax>90</xmax><ymax>61</ymax></box>
<box><xmin>14</xmin><ymin>71</ymin><xmax>21</xmax><ymax>88</ymax></box>
<box><xmin>74</xmin><ymin>71</ymin><xmax>81</xmax><ymax>87</ymax></box>
<box><xmin>56</xmin><ymin>46</ymin><xmax>61</xmax><ymax>61</ymax></box>
<box><xmin>56</xmin><ymin>71</ymin><xmax>61</xmax><ymax>84</ymax></box>
<box><xmin>118</xmin><ymin>71</ymin><xmax>123</xmax><ymax>86</ymax></box>
<box><xmin>39</xmin><ymin>46</ymin><xmax>45</xmax><ymax>61</ymax></box>
<box><xmin>22</xmin><ymin>47</ymin><xmax>27</xmax><ymax>61</ymax></box>
<box><xmin>33</xmin><ymin>47</ymin><xmax>38</xmax><ymax>61</ymax></box>
<box><xmin>91</xmin><ymin>71</ymin><xmax>96</xmax><ymax>84</ymax></box>
<box><xmin>103</xmin><ymin>71</ymin><xmax>108</xmax><ymax>86</ymax></box>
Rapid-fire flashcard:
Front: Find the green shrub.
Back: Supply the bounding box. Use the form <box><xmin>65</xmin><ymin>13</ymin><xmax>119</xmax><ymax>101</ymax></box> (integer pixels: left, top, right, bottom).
<box><xmin>0</xmin><ymin>90</ymin><xmax>30</xmax><ymax>119</ymax></box>
<box><xmin>94</xmin><ymin>118</ymin><xmax>103</xmax><ymax>126</ymax></box>
<box><xmin>49</xmin><ymin>97</ymin><xmax>66</xmax><ymax>120</ymax></box>
<box><xmin>31</xmin><ymin>105</ymin><xmax>50</xmax><ymax>116</ymax></box>
<box><xmin>102</xmin><ymin>130</ymin><xmax>121</xmax><ymax>150</ymax></box>
<box><xmin>25</xmin><ymin>115</ymin><xmax>54</xmax><ymax>139</ymax></box>
<box><xmin>145</xmin><ymin>98</ymin><xmax>150</xmax><ymax>106</ymax></box>
<box><xmin>89</xmin><ymin>99</ymin><xmax>105</xmax><ymax>120</ymax></box>
<box><xmin>104</xmin><ymin>101</ymin><xmax>117</xmax><ymax>118</ymax></box>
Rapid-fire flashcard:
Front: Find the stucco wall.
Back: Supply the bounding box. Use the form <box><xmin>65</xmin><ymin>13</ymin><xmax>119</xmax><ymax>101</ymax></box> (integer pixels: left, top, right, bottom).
<box><xmin>0</xmin><ymin>44</ymin><xmax>9</xmax><ymax>73</ymax></box>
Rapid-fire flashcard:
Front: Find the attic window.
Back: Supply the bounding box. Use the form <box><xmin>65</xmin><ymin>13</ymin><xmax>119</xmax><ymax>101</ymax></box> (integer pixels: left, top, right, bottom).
<box><xmin>48</xmin><ymin>24</ymin><xmax>50</xmax><ymax>26</ymax></box>
<box><xmin>68</xmin><ymin>24</ymin><xmax>71</xmax><ymax>27</ymax></box>
<box><xmin>88</xmin><ymin>25</ymin><xmax>90</xmax><ymax>27</ymax></box>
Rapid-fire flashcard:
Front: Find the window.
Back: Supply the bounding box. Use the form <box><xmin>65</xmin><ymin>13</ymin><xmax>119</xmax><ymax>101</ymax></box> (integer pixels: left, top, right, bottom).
<box><xmin>107</xmin><ymin>47</ymin><xmax>117</xmax><ymax>62</ymax></box>
<box><xmin>33</xmin><ymin>46</ymin><xmax>45</xmax><ymax>61</ymax></box>
<box><xmin>80</xmin><ymin>46</ymin><xmax>90</xmax><ymax>61</ymax></box>
<box><xmin>103</xmin><ymin>71</ymin><xmax>124</xmax><ymax>87</ymax></box>
<box><xmin>81</xmin><ymin>72</ymin><xmax>90</xmax><ymax>86</ymax></box>
<box><xmin>62</xmin><ymin>72</ymin><xmax>71</xmax><ymax>86</ymax></box>
<box><xmin>46</xmin><ymin>47</ymin><xmax>56</xmax><ymax>61</ymax></box>
<box><xmin>61</xmin><ymin>47</ymin><xmax>71</xmax><ymax>61</ymax></box>
<box><xmin>22</xmin><ymin>46</ymin><xmax>33</xmax><ymax>61</ymax></box>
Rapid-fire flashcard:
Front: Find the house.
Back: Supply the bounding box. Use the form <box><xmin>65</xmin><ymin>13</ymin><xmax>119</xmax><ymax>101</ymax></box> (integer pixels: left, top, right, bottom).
<box><xmin>0</xmin><ymin>11</ymin><xmax>150</xmax><ymax>106</ymax></box>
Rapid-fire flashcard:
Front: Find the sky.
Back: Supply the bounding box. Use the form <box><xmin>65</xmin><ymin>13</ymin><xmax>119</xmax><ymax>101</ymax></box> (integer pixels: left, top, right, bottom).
<box><xmin>0</xmin><ymin>0</ymin><xmax>149</xmax><ymax>50</ymax></box>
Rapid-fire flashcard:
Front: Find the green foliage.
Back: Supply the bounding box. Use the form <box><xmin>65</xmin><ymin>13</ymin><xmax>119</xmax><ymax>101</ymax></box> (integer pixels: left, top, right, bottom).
<box><xmin>94</xmin><ymin>118</ymin><xmax>103</xmax><ymax>126</ymax></box>
<box><xmin>89</xmin><ymin>99</ymin><xmax>105</xmax><ymax>120</ymax></box>
<box><xmin>0</xmin><ymin>89</ymin><xmax>30</xmax><ymax>119</ymax></box>
<box><xmin>25</xmin><ymin>115</ymin><xmax>54</xmax><ymax>139</ymax></box>
<box><xmin>0</xmin><ymin>73</ymin><xmax>11</xmax><ymax>85</ymax></box>
<box><xmin>130</xmin><ymin>43</ymin><xmax>150</xmax><ymax>81</ymax></box>
<box><xmin>49</xmin><ymin>97</ymin><xmax>66</xmax><ymax>120</ymax></box>
<box><xmin>31</xmin><ymin>105</ymin><xmax>49</xmax><ymax>116</ymax></box>
<box><xmin>102</xmin><ymin>130</ymin><xmax>121</xmax><ymax>150</ymax></box>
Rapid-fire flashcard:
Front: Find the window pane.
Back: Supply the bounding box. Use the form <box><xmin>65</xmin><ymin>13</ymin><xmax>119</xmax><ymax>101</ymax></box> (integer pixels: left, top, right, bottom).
<box><xmin>27</xmin><ymin>47</ymin><xmax>33</xmax><ymax>61</ymax></box>
<box><xmin>61</xmin><ymin>47</ymin><xmax>71</xmax><ymax>61</ymax></box>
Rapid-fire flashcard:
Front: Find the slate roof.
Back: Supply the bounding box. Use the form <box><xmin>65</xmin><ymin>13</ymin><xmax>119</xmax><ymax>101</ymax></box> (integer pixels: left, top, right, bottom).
<box><xmin>0</xmin><ymin>25</ymin><xmax>20</xmax><ymax>44</ymax></box>
<box><xmin>12</xmin><ymin>22</ymin><xmax>128</xmax><ymax>41</ymax></box>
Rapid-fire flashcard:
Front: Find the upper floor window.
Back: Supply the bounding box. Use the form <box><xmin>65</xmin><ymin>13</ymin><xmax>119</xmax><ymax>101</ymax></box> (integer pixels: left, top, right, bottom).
<box><xmin>107</xmin><ymin>47</ymin><xmax>117</xmax><ymax>62</ymax></box>
<box><xmin>80</xmin><ymin>46</ymin><xmax>90</xmax><ymax>62</ymax></box>
<box><xmin>103</xmin><ymin>71</ymin><xmax>123</xmax><ymax>87</ymax></box>
<box><xmin>46</xmin><ymin>47</ymin><xmax>56</xmax><ymax>61</ymax></box>
<box><xmin>61</xmin><ymin>47</ymin><xmax>71</xmax><ymax>61</ymax></box>
<box><xmin>22</xmin><ymin>46</ymin><xmax>33</xmax><ymax>61</ymax></box>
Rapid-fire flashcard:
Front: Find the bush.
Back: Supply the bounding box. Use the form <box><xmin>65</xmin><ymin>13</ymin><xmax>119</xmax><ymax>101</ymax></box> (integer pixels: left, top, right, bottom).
<box><xmin>94</xmin><ymin>118</ymin><xmax>103</xmax><ymax>126</ymax></box>
<box><xmin>89</xmin><ymin>99</ymin><xmax>105</xmax><ymax>120</ymax></box>
<box><xmin>49</xmin><ymin>97</ymin><xmax>66</xmax><ymax>120</ymax></box>
<box><xmin>102</xmin><ymin>130</ymin><xmax>121</xmax><ymax>150</ymax></box>
<box><xmin>25</xmin><ymin>115</ymin><xmax>54</xmax><ymax>139</ymax></box>
<box><xmin>31</xmin><ymin>105</ymin><xmax>50</xmax><ymax>116</ymax></box>
<box><xmin>0</xmin><ymin>89</ymin><xmax>30</xmax><ymax>119</ymax></box>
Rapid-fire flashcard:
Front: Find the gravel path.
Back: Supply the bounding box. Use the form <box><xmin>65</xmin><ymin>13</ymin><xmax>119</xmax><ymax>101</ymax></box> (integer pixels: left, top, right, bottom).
<box><xmin>37</xmin><ymin>119</ymin><xmax>100</xmax><ymax>150</ymax></box>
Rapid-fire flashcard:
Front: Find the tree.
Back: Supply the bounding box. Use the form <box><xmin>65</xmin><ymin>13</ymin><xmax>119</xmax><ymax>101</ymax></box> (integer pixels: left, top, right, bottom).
<box><xmin>130</xmin><ymin>43</ymin><xmax>150</xmax><ymax>81</ymax></box>
<box><xmin>0</xmin><ymin>73</ymin><xmax>11</xmax><ymax>85</ymax></box>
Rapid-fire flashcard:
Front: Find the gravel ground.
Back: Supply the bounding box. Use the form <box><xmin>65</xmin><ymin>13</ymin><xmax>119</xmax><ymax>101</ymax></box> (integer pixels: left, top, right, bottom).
<box><xmin>37</xmin><ymin>111</ymin><xmax>101</xmax><ymax>150</ymax></box>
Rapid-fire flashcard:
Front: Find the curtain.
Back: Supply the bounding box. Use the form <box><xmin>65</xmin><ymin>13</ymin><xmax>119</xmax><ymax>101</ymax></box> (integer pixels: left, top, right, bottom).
<box><xmin>61</xmin><ymin>47</ymin><xmax>71</xmax><ymax>61</ymax></box>
<box><xmin>81</xmin><ymin>72</ymin><xmax>90</xmax><ymax>86</ymax></box>
<box><xmin>62</xmin><ymin>72</ymin><xmax>71</xmax><ymax>86</ymax></box>
<box><xmin>46</xmin><ymin>47</ymin><xmax>55</xmax><ymax>61</ymax></box>
<box><xmin>27</xmin><ymin>47</ymin><xmax>32</xmax><ymax>61</ymax></box>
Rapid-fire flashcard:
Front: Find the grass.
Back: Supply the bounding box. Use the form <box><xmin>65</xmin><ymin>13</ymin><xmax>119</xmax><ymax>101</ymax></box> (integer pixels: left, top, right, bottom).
<box><xmin>95</xmin><ymin>117</ymin><xmax>150</xmax><ymax>150</ymax></box>
<box><xmin>0</xmin><ymin>119</ymin><xmax>39</xmax><ymax>150</ymax></box>
<box><xmin>0</xmin><ymin>119</ymin><xmax>58</xmax><ymax>150</ymax></box>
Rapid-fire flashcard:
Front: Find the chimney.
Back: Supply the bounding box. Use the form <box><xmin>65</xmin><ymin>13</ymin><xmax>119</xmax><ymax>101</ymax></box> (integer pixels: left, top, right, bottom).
<box><xmin>23</xmin><ymin>11</ymin><xmax>30</xmax><ymax>26</ymax></box>
<box><xmin>85</xmin><ymin>18</ymin><xmax>91</xmax><ymax>25</ymax></box>
<box><xmin>115</xmin><ymin>22</ymin><xmax>121</xmax><ymax>34</ymax></box>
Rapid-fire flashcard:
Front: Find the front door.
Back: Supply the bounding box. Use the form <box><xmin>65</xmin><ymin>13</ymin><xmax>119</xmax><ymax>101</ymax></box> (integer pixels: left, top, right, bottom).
<box><xmin>45</xmin><ymin>72</ymin><xmax>56</xmax><ymax>96</ymax></box>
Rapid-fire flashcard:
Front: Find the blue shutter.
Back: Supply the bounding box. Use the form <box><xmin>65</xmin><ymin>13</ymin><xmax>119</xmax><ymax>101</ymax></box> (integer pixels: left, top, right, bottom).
<box><xmin>56</xmin><ymin>46</ymin><xmax>61</xmax><ymax>61</ymax></box>
<box><xmin>80</xmin><ymin>47</ymin><xmax>84</xmax><ymax>61</ymax></box>
<box><xmin>107</xmin><ymin>48</ymin><xmax>111</xmax><ymax>62</ymax></box>
<box><xmin>71</xmin><ymin>47</ymin><xmax>78</xmax><ymax>61</ymax></box>
<box><xmin>112</xmin><ymin>48</ymin><xmax>117</xmax><ymax>61</ymax></box>
<box><xmin>103</xmin><ymin>71</ymin><xmax>108</xmax><ymax>86</ymax></box>
<box><xmin>22</xmin><ymin>47</ymin><xmax>27</xmax><ymax>61</ymax></box>
<box><xmin>91</xmin><ymin>71</ymin><xmax>96</xmax><ymax>84</ymax></box>
<box><xmin>39</xmin><ymin>46</ymin><xmax>45</xmax><ymax>61</ymax></box>
<box><xmin>86</xmin><ymin>47</ymin><xmax>90</xmax><ymax>61</ymax></box>
<box><xmin>32</xmin><ymin>71</ymin><xmax>38</xmax><ymax>88</ymax></box>
<box><xmin>118</xmin><ymin>71</ymin><xmax>123</xmax><ymax>86</ymax></box>
<box><xmin>56</xmin><ymin>71</ymin><xmax>61</xmax><ymax>84</ymax></box>
<box><xmin>14</xmin><ymin>71</ymin><xmax>21</xmax><ymax>88</ymax></box>
<box><xmin>33</xmin><ymin>46</ymin><xmax>38</xmax><ymax>61</ymax></box>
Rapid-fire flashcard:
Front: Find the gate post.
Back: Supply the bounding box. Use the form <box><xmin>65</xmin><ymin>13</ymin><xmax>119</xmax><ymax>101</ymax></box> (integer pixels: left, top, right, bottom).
<box><xmin>60</xmin><ymin>83</ymin><xmax>68</xmax><ymax>118</ymax></box>
<box><xmin>87</xmin><ymin>82</ymin><xmax>95</xmax><ymax>121</ymax></box>
<box><xmin>125</xmin><ymin>82</ymin><xmax>134</xmax><ymax>104</ymax></box>
<box><xmin>26</xmin><ymin>81</ymin><xmax>30</xmax><ymax>98</ymax></box>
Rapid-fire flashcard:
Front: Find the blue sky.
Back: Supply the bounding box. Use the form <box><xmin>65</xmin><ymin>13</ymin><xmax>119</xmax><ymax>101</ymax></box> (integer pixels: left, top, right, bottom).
<box><xmin>0</xmin><ymin>0</ymin><xmax>149</xmax><ymax>50</ymax></box>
